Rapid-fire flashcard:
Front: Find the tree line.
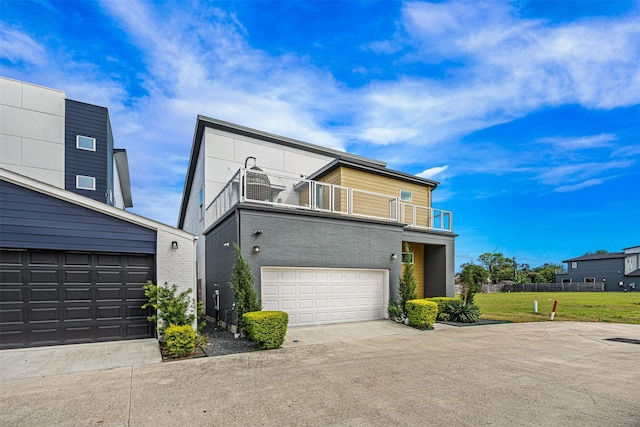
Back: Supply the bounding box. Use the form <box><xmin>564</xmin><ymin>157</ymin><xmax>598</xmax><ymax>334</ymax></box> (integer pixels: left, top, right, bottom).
<box><xmin>459</xmin><ymin>252</ymin><xmax>561</xmax><ymax>285</ymax></box>
<box><xmin>459</xmin><ymin>249</ymin><xmax>609</xmax><ymax>286</ymax></box>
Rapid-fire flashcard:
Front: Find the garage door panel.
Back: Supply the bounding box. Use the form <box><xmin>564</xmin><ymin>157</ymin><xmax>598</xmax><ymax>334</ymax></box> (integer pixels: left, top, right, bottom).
<box><xmin>0</xmin><ymin>249</ymin><xmax>155</xmax><ymax>349</ymax></box>
<box><xmin>125</xmin><ymin>271</ymin><xmax>150</xmax><ymax>283</ymax></box>
<box><xmin>65</xmin><ymin>270</ymin><xmax>91</xmax><ymax>283</ymax></box>
<box><xmin>30</xmin><ymin>270</ymin><xmax>58</xmax><ymax>283</ymax></box>
<box><xmin>0</xmin><ymin>287</ymin><xmax>23</xmax><ymax>302</ymax></box>
<box><xmin>64</xmin><ymin>287</ymin><xmax>92</xmax><ymax>301</ymax></box>
<box><xmin>65</xmin><ymin>307</ymin><xmax>92</xmax><ymax>320</ymax></box>
<box><xmin>262</xmin><ymin>267</ymin><xmax>385</xmax><ymax>327</ymax></box>
<box><xmin>29</xmin><ymin>287</ymin><xmax>59</xmax><ymax>302</ymax></box>
<box><xmin>64</xmin><ymin>253</ymin><xmax>91</xmax><ymax>266</ymax></box>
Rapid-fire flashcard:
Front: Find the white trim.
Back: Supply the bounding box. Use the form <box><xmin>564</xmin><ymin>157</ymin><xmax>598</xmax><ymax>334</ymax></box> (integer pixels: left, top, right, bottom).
<box><xmin>76</xmin><ymin>175</ymin><xmax>96</xmax><ymax>191</ymax></box>
<box><xmin>76</xmin><ymin>135</ymin><xmax>96</xmax><ymax>151</ymax></box>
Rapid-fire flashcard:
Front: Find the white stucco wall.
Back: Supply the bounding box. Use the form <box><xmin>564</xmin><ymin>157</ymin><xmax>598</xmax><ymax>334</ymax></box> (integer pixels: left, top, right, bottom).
<box><xmin>0</xmin><ymin>77</ymin><xmax>66</xmax><ymax>187</ymax></box>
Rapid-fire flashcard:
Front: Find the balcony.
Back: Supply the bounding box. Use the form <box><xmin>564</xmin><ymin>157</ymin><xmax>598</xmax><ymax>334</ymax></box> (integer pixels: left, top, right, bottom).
<box><xmin>206</xmin><ymin>168</ymin><xmax>453</xmax><ymax>232</ymax></box>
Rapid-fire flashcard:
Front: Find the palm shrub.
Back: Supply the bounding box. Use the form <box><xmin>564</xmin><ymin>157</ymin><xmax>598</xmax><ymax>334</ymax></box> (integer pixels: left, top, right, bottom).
<box><xmin>446</xmin><ymin>299</ymin><xmax>481</xmax><ymax>323</ymax></box>
<box><xmin>399</xmin><ymin>243</ymin><xmax>417</xmax><ymax>316</ymax></box>
<box><xmin>230</xmin><ymin>244</ymin><xmax>261</xmax><ymax>332</ymax></box>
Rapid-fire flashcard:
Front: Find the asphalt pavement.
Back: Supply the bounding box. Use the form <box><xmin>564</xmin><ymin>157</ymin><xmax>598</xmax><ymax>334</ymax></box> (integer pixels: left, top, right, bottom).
<box><xmin>1</xmin><ymin>321</ymin><xmax>639</xmax><ymax>426</ymax></box>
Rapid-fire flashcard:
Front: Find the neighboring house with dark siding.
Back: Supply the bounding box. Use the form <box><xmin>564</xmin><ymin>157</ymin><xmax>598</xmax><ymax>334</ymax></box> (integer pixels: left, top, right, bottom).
<box><xmin>555</xmin><ymin>246</ymin><xmax>640</xmax><ymax>291</ymax></box>
<box><xmin>0</xmin><ymin>77</ymin><xmax>196</xmax><ymax>349</ymax></box>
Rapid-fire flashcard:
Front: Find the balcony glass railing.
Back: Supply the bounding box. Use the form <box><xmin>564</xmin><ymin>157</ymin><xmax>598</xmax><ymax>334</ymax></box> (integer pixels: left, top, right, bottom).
<box><xmin>206</xmin><ymin>168</ymin><xmax>453</xmax><ymax>231</ymax></box>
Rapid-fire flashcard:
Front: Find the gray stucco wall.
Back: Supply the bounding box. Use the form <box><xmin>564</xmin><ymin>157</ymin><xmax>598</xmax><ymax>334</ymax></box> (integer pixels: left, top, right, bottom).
<box><xmin>205</xmin><ymin>206</ymin><xmax>405</xmax><ymax>316</ymax></box>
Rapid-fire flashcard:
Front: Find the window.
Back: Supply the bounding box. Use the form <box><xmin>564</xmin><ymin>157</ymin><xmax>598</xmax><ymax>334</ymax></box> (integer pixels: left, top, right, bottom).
<box><xmin>400</xmin><ymin>190</ymin><xmax>412</xmax><ymax>202</ymax></box>
<box><xmin>198</xmin><ymin>189</ymin><xmax>204</xmax><ymax>220</ymax></box>
<box><xmin>76</xmin><ymin>175</ymin><xmax>96</xmax><ymax>191</ymax></box>
<box><xmin>402</xmin><ymin>252</ymin><xmax>414</xmax><ymax>264</ymax></box>
<box><xmin>584</xmin><ymin>277</ymin><xmax>595</xmax><ymax>283</ymax></box>
<box><xmin>76</xmin><ymin>135</ymin><xmax>96</xmax><ymax>151</ymax></box>
<box><xmin>571</xmin><ymin>262</ymin><xmax>577</xmax><ymax>269</ymax></box>
<box><xmin>562</xmin><ymin>278</ymin><xmax>572</xmax><ymax>284</ymax></box>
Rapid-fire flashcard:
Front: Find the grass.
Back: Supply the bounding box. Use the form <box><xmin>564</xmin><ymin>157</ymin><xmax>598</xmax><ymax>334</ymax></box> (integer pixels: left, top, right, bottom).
<box><xmin>474</xmin><ymin>292</ymin><xmax>640</xmax><ymax>324</ymax></box>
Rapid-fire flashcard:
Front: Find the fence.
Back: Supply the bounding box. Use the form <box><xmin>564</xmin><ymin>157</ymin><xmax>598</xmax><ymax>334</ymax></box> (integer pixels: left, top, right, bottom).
<box><xmin>501</xmin><ymin>282</ymin><xmax>605</xmax><ymax>292</ymax></box>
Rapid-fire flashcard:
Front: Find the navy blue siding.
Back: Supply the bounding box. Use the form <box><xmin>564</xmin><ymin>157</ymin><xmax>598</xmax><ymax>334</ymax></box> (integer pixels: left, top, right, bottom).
<box><xmin>64</xmin><ymin>100</ymin><xmax>110</xmax><ymax>204</ymax></box>
<box><xmin>0</xmin><ymin>180</ymin><xmax>156</xmax><ymax>253</ymax></box>
<box><xmin>556</xmin><ymin>258</ymin><xmax>627</xmax><ymax>291</ymax></box>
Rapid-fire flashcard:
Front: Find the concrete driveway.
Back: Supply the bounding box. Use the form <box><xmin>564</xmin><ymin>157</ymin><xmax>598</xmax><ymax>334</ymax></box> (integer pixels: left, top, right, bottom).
<box><xmin>1</xmin><ymin>321</ymin><xmax>639</xmax><ymax>426</ymax></box>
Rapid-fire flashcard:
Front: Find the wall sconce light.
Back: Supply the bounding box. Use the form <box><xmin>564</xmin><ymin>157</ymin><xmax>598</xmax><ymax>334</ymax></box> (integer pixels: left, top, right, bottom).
<box><xmin>390</xmin><ymin>253</ymin><xmax>397</xmax><ymax>260</ymax></box>
<box><xmin>254</xmin><ymin>230</ymin><xmax>263</xmax><ymax>235</ymax></box>
<box><xmin>223</xmin><ymin>242</ymin><xmax>230</xmax><ymax>247</ymax></box>
<box><xmin>171</xmin><ymin>241</ymin><xmax>179</xmax><ymax>250</ymax></box>
<box><xmin>253</xmin><ymin>246</ymin><xmax>260</xmax><ymax>253</ymax></box>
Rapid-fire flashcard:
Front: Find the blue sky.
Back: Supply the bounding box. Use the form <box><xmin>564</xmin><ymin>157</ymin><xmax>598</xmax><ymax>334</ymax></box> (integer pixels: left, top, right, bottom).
<box><xmin>2</xmin><ymin>0</ymin><xmax>639</xmax><ymax>269</ymax></box>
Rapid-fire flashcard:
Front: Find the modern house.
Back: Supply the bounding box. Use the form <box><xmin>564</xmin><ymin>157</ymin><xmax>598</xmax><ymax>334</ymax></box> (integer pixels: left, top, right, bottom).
<box><xmin>555</xmin><ymin>246</ymin><xmax>639</xmax><ymax>291</ymax></box>
<box><xmin>178</xmin><ymin>116</ymin><xmax>456</xmax><ymax>327</ymax></box>
<box><xmin>0</xmin><ymin>77</ymin><xmax>196</xmax><ymax>349</ymax></box>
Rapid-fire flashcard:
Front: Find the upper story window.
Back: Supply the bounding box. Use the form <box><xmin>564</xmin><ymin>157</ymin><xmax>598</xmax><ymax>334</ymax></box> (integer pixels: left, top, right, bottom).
<box><xmin>571</xmin><ymin>262</ymin><xmax>578</xmax><ymax>269</ymax></box>
<box><xmin>199</xmin><ymin>189</ymin><xmax>204</xmax><ymax>220</ymax></box>
<box><xmin>400</xmin><ymin>190</ymin><xmax>412</xmax><ymax>202</ymax></box>
<box><xmin>76</xmin><ymin>175</ymin><xmax>96</xmax><ymax>191</ymax></box>
<box><xmin>76</xmin><ymin>135</ymin><xmax>96</xmax><ymax>151</ymax></box>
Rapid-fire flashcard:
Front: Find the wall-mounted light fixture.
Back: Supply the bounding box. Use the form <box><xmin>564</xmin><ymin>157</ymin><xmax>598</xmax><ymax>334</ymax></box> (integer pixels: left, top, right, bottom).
<box><xmin>390</xmin><ymin>253</ymin><xmax>397</xmax><ymax>260</ymax></box>
<box><xmin>254</xmin><ymin>230</ymin><xmax>263</xmax><ymax>235</ymax></box>
<box><xmin>253</xmin><ymin>246</ymin><xmax>261</xmax><ymax>253</ymax></box>
<box><xmin>223</xmin><ymin>242</ymin><xmax>230</xmax><ymax>247</ymax></box>
<box><xmin>171</xmin><ymin>241</ymin><xmax>179</xmax><ymax>249</ymax></box>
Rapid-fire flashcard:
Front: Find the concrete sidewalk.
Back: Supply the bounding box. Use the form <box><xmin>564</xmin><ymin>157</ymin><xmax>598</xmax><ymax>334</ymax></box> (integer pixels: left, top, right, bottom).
<box><xmin>1</xmin><ymin>321</ymin><xmax>639</xmax><ymax>426</ymax></box>
<box><xmin>0</xmin><ymin>338</ymin><xmax>161</xmax><ymax>380</ymax></box>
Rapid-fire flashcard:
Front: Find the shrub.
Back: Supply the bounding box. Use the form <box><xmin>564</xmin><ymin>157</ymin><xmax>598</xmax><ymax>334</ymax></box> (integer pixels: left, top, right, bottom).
<box><xmin>242</xmin><ymin>311</ymin><xmax>288</xmax><ymax>349</ymax></box>
<box><xmin>425</xmin><ymin>297</ymin><xmax>457</xmax><ymax>321</ymax></box>
<box><xmin>406</xmin><ymin>299</ymin><xmax>438</xmax><ymax>330</ymax></box>
<box><xmin>446</xmin><ymin>299</ymin><xmax>481</xmax><ymax>323</ymax></box>
<box><xmin>142</xmin><ymin>281</ymin><xmax>198</xmax><ymax>335</ymax></box>
<box><xmin>387</xmin><ymin>299</ymin><xmax>403</xmax><ymax>321</ymax></box>
<box><xmin>164</xmin><ymin>324</ymin><xmax>196</xmax><ymax>357</ymax></box>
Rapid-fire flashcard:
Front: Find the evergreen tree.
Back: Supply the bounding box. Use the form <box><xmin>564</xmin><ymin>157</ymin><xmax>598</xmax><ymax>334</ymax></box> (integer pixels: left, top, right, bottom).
<box><xmin>230</xmin><ymin>244</ymin><xmax>261</xmax><ymax>331</ymax></box>
<box><xmin>399</xmin><ymin>243</ymin><xmax>417</xmax><ymax>316</ymax></box>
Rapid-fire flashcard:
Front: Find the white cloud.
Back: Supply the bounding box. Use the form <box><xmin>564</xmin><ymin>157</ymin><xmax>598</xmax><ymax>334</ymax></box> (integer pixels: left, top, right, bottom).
<box><xmin>554</xmin><ymin>179</ymin><xmax>604</xmax><ymax>193</ymax></box>
<box><xmin>537</xmin><ymin>134</ymin><xmax>616</xmax><ymax>151</ymax></box>
<box><xmin>417</xmin><ymin>165</ymin><xmax>449</xmax><ymax>179</ymax></box>
<box><xmin>0</xmin><ymin>25</ymin><xmax>47</xmax><ymax>66</ymax></box>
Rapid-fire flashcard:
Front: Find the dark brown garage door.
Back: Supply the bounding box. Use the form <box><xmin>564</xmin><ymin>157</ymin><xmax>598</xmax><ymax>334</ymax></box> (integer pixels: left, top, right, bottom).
<box><xmin>0</xmin><ymin>249</ymin><xmax>155</xmax><ymax>349</ymax></box>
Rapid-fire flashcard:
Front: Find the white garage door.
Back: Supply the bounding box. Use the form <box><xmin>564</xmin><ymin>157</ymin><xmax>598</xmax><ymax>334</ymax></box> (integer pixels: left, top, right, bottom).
<box><xmin>261</xmin><ymin>267</ymin><xmax>387</xmax><ymax>327</ymax></box>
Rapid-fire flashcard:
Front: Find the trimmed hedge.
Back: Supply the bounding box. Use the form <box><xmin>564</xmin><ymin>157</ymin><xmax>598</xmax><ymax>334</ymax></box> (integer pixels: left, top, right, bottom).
<box><xmin>164</xmin><ymin>324</ymin><xmax>196</xmax><ymax>357</ymax></box>
<box><xmin>406</xmin><ymin>299</ymin><xmax>438</xmax><ymax>330</ymax></box>
<box><xmin>424</xmin><ymin>297</ymin><xmax>457</xmax><ymax>321</ymax></box>
<box><xmin>242</xmin><ymin>311</ymin><xmax>289</xmax><ymax>349</ymax></box>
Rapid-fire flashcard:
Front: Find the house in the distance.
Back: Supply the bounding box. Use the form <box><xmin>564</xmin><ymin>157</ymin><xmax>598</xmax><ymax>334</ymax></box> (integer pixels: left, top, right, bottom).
<box><xmin>555</xmin><ymin>246</ymin><xmax>639</xmax><ymax>291</ymax></box>
<box><xmin>0</xmin><ymin>77</ymin><xmax>195</xmax><ymax>349</ymax></box>
<box><xmin>178</xmin><ymin>116</ymin><xmax>456</xmax><ymax>327</ymax></box>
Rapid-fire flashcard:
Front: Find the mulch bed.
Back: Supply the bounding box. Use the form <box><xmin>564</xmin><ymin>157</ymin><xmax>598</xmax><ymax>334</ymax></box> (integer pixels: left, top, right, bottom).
<box><xmin>159</xmin><ymin>321</ymin><xmax>259</xmax><ymax>362</ymax></box>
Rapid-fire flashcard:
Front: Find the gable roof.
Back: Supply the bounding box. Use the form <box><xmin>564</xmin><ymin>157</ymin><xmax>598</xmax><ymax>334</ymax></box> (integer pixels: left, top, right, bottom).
<box><xmin>177</xmin><ymin>115</ymin><xmax>387</xmax><ymax>228</ymax></box>
<box><xmin>309</xmin><ymin>158</ymin><xmax>439</xmax><ymax>188</ymax></box>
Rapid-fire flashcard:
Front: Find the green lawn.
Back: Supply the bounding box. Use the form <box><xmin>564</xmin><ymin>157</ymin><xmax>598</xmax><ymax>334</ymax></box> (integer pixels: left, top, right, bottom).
<box><xmin>474</xmin><ymin>292</ymin><xmax>640</xmax><ymax>324</ymax></box>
